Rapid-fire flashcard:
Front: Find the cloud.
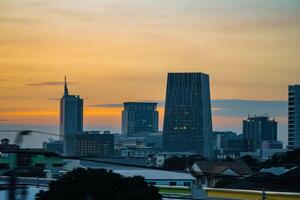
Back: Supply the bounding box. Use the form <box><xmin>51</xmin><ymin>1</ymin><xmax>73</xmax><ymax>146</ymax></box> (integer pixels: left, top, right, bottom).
<box><xmin>89</xmin><ymin>99</ymin><xmax>287</xmax><ymax>119</ymax></box>
<box><xmin>48</xmin><ymin>98</ymin><xmax>61</xmax><ymax>101</ymax></box>
<box><xmin>89</xmin><ymin>100</ymin><xmax>164</xmax><ymax>108</ymax></box>
<box><xmin>27</xmin><ymin>81</ymin><xmax>76</xmax><ymax>86</ymax></box>
<box><xmin>211</xmin><ymin>99</ymin><xmax>287</xmax><ymax>118</ymax></box>
<box><xmin>89</xmin><ymin>103</ymin><xmax>123</xmax><ymax>108</ymax></box>
<box><xmin>0</xmin><ymin>119</ymin><xmax>11</xmax><ymax>123</ymax></box>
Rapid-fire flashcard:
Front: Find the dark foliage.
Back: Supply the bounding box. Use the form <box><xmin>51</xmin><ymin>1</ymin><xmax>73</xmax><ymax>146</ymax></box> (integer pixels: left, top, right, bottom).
<box><xmin>262</xmin><ymin>148</ymin><xmax>300</xmax><ymax>168</ymax></box>
<box><xmin>36</xmin><ymin>168</ymin><xmax>162</xmax><ymax>200</ymax></box>
<box><xmin>239</xmin><ymin>155</ymin><xmax>260</xmax><ymax>171</ymax></box>
<box><xmin>163</xmin><ymin>155</ymin><xmax>206</xmax><ymax>170</ymax></box>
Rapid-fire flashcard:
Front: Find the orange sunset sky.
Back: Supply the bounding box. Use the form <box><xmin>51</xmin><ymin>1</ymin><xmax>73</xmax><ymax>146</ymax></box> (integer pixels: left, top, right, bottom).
<box><xmin>0</xmin><ymin>0</ymin><xmax>300</xmax><ymax>146</ymax></box>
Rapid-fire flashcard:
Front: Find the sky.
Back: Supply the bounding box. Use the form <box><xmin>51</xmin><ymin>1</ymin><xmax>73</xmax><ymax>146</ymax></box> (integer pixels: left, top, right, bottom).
<box><xmin>0</xmin><ymin>0</ymin><xmax>300</xmax><ymax>147</ymax></box>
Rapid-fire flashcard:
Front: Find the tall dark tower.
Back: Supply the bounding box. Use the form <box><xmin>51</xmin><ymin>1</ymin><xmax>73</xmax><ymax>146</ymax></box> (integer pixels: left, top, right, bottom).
<box><xmin>163</xmin><ymin>72</ymin><xmax>213</xmax><ymax>158</ymax></box>
<box><xmin>59</xmin><ymin>77</ymin><xmax>83</xmax><ymax>154</ymax></box>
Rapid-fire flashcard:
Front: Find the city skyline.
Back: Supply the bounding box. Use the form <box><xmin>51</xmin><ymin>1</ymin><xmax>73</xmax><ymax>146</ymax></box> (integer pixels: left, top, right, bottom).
<box><xmin>0</xmin><ymin>75</ymin><xmax>291</xmax><ymax>148</ymax></box>
<box><xmin>1</xmin><ymin>0</ymin><xmax>300</xmax><ymax>147</ymax></box>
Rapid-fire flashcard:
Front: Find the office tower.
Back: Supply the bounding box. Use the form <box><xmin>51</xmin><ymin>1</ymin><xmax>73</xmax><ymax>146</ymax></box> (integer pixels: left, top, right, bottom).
<box><xmin>59</xmin><ymin>77</ymin><xmax>83</xmax><ymax>154</ymax></box>
<box><xmin>243</xmin><ymin>116</ymin><xmax>277</xmax><ymax>152</ymax></box>
<box><xmin>163</xmin><ymin>72</ymin><xmax>213</xmax><ymax>158</ymax></box>
<box><xmin>288</xmin><ymin>85</ymin><xmax>300</xmax><ymax>150</ymax></box>
<box><xmin>122</xmin><ymin>102</ymin><xmax>159</xmax><ymax>137</ymax></box>
<box><xmin>67</xmin><ymin>131</ymin><xmax>115</xmax><ymax>157</ymax></box>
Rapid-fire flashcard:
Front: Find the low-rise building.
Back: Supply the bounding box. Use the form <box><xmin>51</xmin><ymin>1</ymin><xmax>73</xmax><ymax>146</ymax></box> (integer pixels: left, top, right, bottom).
<box><xmin>43</xmin><ymin>139</ymin><xmax>64</xmax><ymax>154</ymax></box>
<box><xmin>152</xmin><ymin>152</ymin><xmax>199</xmax><ymax>167</ymax></box>
<box><xmin>262</xmin><ymin>140</ymin><xmax>283</xmax><ymax>149</ymax></box>
<box><xmin>0</xmin><ymin>149</ymin><xmax>64</xmax><ymax>178</ymax></box>
<box><xmin>240</xmin><ymin>148</ymin><xmax>287</xmax><ymax>161</ymax></box>
<box><xmin>190</xmin><ymin>161</ymin><xmax>253</xmax><ymax>187</ymax></box>
<box><xmin>65</xmin><ymin>131</ymin><xmax>115</xmax><ymax>157</ymax></box>
<box><xmin>120</xmin><ymin>147</ymin><xmax>161</xmax><ymax>158</ymax></box>
<box><xmin>213</xmin><ymin>131</ymin><xmax>243</xmax><ymax>159</ymax></box>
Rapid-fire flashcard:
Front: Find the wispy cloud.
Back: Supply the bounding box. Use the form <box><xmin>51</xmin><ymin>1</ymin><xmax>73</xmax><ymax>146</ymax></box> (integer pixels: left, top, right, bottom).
<box><xmin>212</xmin><ymin>99</ymin><xmax>287</xmax><ymax>118</ymax></box>
<box><xmin>89</xmin><ymin>103</ymin><xmax>122</xmax><ymax>108</ymax></box>
<box><xmin>89</xmin><ymin>100</ymin><xmax>164</xmax><ymax>108</ymax></box>
<box><xmin>0</xmin><ymin>119</ymin><xmax>11</xmax><ymax>122</ymax></box>
<box><xmin>27</xmin><ymin>81</ymin><xmax>76</xmax><ymax>86</ymax></box>
<box><xmin>48</xmin><ymin>97</ymin><xmax>60</xmax><ymax>101</ymax></box>
<box><xmin>89</xmin><ymin>99</ymin><xmax>287</xmax><ymax>119</ymax></box>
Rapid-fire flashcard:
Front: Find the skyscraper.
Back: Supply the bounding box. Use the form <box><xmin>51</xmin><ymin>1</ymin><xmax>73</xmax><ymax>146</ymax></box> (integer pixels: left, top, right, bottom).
<box><xmin>163</xmin><ymin>72</ymin><xmax>213</xmax><ymax>158</ymax></box>
<box><xmin>122</xmin><ymin>102</ymin><xmax>159</xmax><ymax>137</ymax></box>
<box><xmin>288</xmin><ymin>85</ymin><xmax>300</xmax><ymax>150</ymax></box>
<box><xmin>59</xmin><ymin>77</ymin><xmax>83</xmax><ymax>154</ymax></box>
<box><xmin>243</xmin><ymin>116</ymin><xmax>277</xmax><ymax>152</ymax></box>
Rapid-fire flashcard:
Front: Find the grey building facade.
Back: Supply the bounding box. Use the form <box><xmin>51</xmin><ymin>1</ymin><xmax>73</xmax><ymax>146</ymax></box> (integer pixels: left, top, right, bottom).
<box><xmin>122</xmin><ymin>102</ymin><xmax>159</xmax><ymax>138</ymax></box>
<box><xmin>288</xmin><ymin>85</ymin><xmax>300</xmax><ymax>150</ymax></box>
<box><xmin>162</xmin><ymin>72</ymin><xmax>213</xmax><ymax>158</ymax></box>
<box><xmin>59</xmin><ymin>77</ymin><xmax>83</xmax><ymax>155</ymax></box>
<box><xmin>42</xmin><ymin>140</ymin><xmax>64</xmax><ymax>154</ymax></box>
<box><xmin>67</xmin><ymin>132</ymin><xmax>115</xmax><ymax>157</ymax></box>
<box><xmin>213</xmin><ymin>131</ymin><xmax>243</xmax><ymax>157</ymax></box>
<box><xmin>243</xmin><ymin>116</ymin><xmax>277</xmax><ymax>152</ymax></box>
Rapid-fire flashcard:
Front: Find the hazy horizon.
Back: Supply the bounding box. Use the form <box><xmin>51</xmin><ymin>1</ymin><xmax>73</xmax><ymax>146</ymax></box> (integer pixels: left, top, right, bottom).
<box><xmin>1</xmin><ymin>0</ymin><xmax>300</xmax><ymax>148</ymax></box>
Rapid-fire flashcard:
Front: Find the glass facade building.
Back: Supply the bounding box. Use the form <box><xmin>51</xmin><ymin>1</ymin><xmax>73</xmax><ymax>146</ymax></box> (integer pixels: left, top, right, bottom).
<box><xmin>59</xmin><ymin>77</ymin><xmax>83</xmax><ymax>155</ymax></box>
<box><xmin>162</xmin><ymin>72</ymin><xmax>213</xmax><ymax>158</ymax></box>
<box><xmin>288</xmin><ymin>85</ymin><xmax>300</xmax><ymax>149</ymax></box>
<box><xmin>243</xmin><ymin>116</ymin><xmax>277</xmax><ymax>152</ymax></box>
<box><xmin>122</xmin><ymin>102</ymin><xmax>159</xmax><ymax>137</ymax></box>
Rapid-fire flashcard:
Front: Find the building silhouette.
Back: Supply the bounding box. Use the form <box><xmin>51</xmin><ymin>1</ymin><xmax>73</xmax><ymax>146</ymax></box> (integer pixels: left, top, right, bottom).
<box><xmin>243</xmin><ymin>116</ymin><xmax>277</xmax><ymax>152</ymax></box>
<box><xmin>288</xmin><ymin>85</ymin><xmax>300</xmax><ymax>150</ymax></box>
<box><xmin>162</xmin><ymin>72</ymin><xmax>213</xmax><ymax>158</ymax></box>
<box><xmin>59</xmin><ymin>77</ymin><xmax>83</xmax><ymax>154</ymax></box>
<box><xmin>122</xmin><ymin>102</ymin><xmax>159</xmax><ymax>137</ymax></box>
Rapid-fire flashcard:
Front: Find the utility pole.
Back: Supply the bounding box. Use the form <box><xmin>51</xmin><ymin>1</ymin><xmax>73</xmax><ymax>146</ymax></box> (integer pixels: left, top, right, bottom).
<box><xmin>262</xmin><ymin>189</ymin><xmax>267</xmax><ymax>200</ymax></box>
<box><xmin>8</xmin><ymin>130</ymin><xmax>32</xmax><ymax>200</ymax></box>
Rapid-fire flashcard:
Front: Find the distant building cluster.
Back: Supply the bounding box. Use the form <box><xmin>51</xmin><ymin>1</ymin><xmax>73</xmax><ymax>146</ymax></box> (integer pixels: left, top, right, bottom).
<box><xmin>40</xmin><ymin>73</ymin><xmax>299</xmax><ymax>162</ymax></box>
<box><xmin>0</xmin><ymin>72</ymin><xmax>300</xmax><ymax>199</ymax></box>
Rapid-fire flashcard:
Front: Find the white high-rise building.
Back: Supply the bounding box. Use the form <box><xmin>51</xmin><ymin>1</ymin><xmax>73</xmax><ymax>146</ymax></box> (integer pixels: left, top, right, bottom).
<box><xmin>288</xmin><ymin>85</ymin><xmax>300</xmax><ymax>149</ymax></box>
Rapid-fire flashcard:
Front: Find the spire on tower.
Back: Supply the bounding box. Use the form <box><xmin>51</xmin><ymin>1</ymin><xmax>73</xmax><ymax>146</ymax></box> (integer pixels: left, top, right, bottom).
<box><xmin>64</xmin><ymin>76</ymin><xmax>69</xmax><ymax>96</ymax></box>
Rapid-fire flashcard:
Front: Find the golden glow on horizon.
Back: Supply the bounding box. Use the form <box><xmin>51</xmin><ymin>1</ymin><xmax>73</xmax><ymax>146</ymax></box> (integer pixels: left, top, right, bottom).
<box><xmin>0</xmin><ymin>0</ymin><xmax>300</xmax><ymax>128</ymax></box>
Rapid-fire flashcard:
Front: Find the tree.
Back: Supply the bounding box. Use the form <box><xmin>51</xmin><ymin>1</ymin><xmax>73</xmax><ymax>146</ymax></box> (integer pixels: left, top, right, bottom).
<box><xmin>36</xmin><ymin>168</ymin><xmax>161</xmax><ymax>200</ymax></box>
<box><xmin>262</xmin><ymin>148</ymin><xmax>300</xmax><ymax>168</ymax></box>
<box><xmin>239</xmin><ymin>155</ymin><xmax>260</xmax><ymax>171</ymax></box>
<box><xmin>163</xmin><ymin>155</ymin><xmax>206</xmax><ymax>170</ymax></box>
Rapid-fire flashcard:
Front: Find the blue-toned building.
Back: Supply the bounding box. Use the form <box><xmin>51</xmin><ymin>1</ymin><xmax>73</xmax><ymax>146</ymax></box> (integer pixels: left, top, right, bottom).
<box><xmin>43</xmin><ymin>139</ymin><xmax>64</xmax><ymax>154</ymax></box>
<box><xmin>163</xmin><ymin>72</ymin><xmax>213</xmax><ymax>158</ymax></box>
<box><xmin>122</xmin><ymin>102</ymin><xmax>159</xmax><ymax>138</ymax></box>
<box><xmin>59</xmin><ymin>77</ymin><xmax>83</xmax><ymax>155</ymax></box>
<box><xmin>73</xmin><ymin>132</ymin><xmax>115</xmax><ymax>157</ymax></box>
<box><xmin>243</xmin><ymin>116</ymin><xmax>277</xmax><ymax>152</ymax></box>
<box><xmin>288</xmin><ymin>85</ymin><xmax>300</xmax><ymax>149</ymax></box>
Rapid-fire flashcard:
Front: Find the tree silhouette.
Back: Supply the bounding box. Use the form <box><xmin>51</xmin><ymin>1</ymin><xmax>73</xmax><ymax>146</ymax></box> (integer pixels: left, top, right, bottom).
<box><xmin>36</xmin><ymin>168</ymin><xmax>161</xmax><ymax>200</ymax></box>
